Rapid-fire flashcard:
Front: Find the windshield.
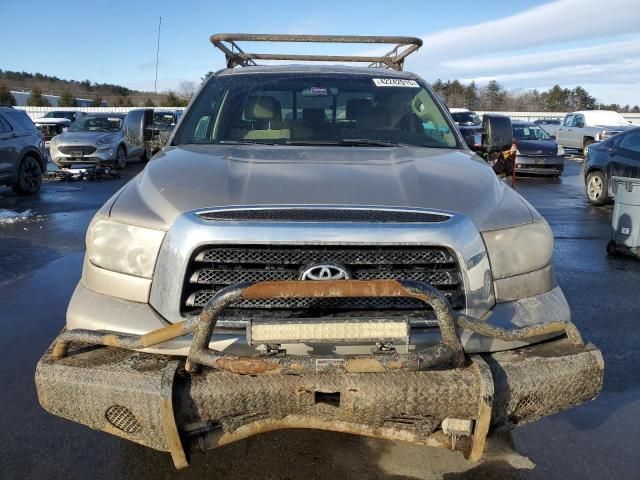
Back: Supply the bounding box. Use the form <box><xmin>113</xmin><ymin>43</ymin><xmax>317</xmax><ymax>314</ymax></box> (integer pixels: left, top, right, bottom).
<box><xmin>451</xmin><ymin>112</ymin><xmax>481</xmax><ymax>125</ymax></box>
<box><xmin>175</xmin><ymin>73</ymin><xmax>459</xmax><ymax>149</ymax></box>
<box><xmin>154</xmin><ymin>112</ymin><xmax>175</xmax><ymax>125</ymax></box>
<box><xmin>44</xmin><ymin>111</ymin><xmax>76</xmax><ymax>120</ymax></box>
<box><xmin>69</xmin><ymin>115</ymin><xmax>122</xmax><ymax>132</ymax></box>
<box><xmin>513</xmin><ymin>124</ymin><xmax>551</xmax><ymax>140</ymax></box>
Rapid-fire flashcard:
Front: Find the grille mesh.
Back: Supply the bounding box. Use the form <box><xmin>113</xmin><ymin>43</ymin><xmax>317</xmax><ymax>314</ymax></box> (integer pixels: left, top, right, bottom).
<box><xmin>197</xmin><ymin>247</ymin><xmax>453</xmax><ymax>265</ymax></box>
<box><xmin>182</xmin><ymin>245</ymin><xmax>465</xmax><ymax>317</ymax></box>
<box><xmin>105</xmin><ymin>405</ymin><xmax>141</xmax><ymax>434</ymax></box>
<box><xmin>58</xmin><ymin>145</ymin><xmax>97</xmax><ymax>155</ymax></box>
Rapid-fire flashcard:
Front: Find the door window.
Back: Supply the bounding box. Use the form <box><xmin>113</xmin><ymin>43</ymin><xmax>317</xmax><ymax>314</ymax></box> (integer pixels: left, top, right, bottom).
<box><xmin>618</xmin><ymin>131</ymin><xmax>640</xmax><ymax>155</ymax></box>
<box><xmin>572</xmin><ymin>115</ymin><xmax>585</xmax><ymax>128</ymax></box>
<box><xmin>0</xmin><ymin>115</ymin><xmax>11</xmax><ymax>133</ymax></box>
<box><xmin>5</xmin><ymin>110</ymin><xmax>36</xmax><ymax>131</ymax></box>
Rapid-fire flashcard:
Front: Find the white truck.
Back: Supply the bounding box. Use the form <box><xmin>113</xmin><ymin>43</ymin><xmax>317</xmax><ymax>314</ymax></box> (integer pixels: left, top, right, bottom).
<box><xmin>556</xmin><ymin>110</ymin><xmax>635</xmax><ymax>154</ymax></box>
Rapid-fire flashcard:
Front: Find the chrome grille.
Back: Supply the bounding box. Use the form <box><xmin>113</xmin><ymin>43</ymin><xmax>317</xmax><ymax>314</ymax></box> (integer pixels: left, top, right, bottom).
<box><xmin>182</xmin><ymin>245</ymin><xmax>465</xmax><ymax>317</ymax></box>
<box><xmin>58</xmin><ymin>145</ymin><xmax>97</xmax><ymax>156</ymax></box>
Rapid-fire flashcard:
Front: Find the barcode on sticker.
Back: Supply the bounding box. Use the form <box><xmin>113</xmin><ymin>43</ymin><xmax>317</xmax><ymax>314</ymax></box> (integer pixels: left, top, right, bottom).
<box><xmin>373</xmin><ymin>78</ymin><xmax>420</xmax><ymax>87</ymax></box>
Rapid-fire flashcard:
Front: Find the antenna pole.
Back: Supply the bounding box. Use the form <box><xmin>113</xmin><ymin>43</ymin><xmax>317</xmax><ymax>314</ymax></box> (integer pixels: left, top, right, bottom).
<box><xmin>154</xmin><ymin>16</ymin><xmax>162</xmax><ymax>97</ymax></box>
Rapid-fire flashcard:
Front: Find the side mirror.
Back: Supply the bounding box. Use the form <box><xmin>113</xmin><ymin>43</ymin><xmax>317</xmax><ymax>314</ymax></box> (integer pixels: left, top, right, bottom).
<box><xmin>123</xmin><ymin>109</ymin><xmax>154</xmax><ymax>148</ymax></box>
<box><xmin>481</xmin><ymin>114</ymin><xmax>512</xmax><ymax>154</ymax></box>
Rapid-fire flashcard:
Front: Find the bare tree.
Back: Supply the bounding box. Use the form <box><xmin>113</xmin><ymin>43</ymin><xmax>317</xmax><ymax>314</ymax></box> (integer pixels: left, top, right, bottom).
<box><xmin>178</xmin><ymin>81</ymin><xmax>197</xmax><ymax>101</ymax></box>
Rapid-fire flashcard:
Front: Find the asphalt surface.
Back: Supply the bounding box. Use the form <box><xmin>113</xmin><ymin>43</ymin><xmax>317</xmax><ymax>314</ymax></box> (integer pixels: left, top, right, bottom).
<box><xmin>1</xmin><ymin>158</ymin><xmax>639</xmax><ymax>479</ymax></box>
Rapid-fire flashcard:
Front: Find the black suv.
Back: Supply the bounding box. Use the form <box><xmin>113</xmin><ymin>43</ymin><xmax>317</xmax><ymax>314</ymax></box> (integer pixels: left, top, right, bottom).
<box><xmin>0</xmin><ymin>107</ymin><xmax>48</xmax><ymax>195</ymax></box>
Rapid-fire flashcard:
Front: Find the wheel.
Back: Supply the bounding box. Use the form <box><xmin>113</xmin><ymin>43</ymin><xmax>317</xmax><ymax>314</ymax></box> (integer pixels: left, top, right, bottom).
<box><xmin>141</xmin><ymin>145</ymin><xmax>152</xmax><ymax>163</ymax></box>
<box><xmin>586</xmin><ymin>171</ymin><xmax>610</xmax><ymax>205</ymax></box>
<box><xmin>115</xmin><ymin>146</ymin><xmax>127</xmax><ymax>170</ymax></box>
<box><xmin>582</xmin><ymin>138</ymin><xmax>594</xmax><ymax>156</ymax></box>
<box><xmin>12</xmin><ymin>155</ymin><xmax>43</xmax><ymax>195</ymax></box>
<box><xmin>606</xmin><ymin>240</ymin><xmax>618</xmax><ymax>256</ymax></box>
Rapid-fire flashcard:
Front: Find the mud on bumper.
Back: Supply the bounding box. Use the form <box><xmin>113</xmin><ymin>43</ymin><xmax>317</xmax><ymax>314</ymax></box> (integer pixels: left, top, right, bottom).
<box><xmin>34</xmin><ymin>280</ymin><xmax>603</xmax><ymax>469</ymax></box>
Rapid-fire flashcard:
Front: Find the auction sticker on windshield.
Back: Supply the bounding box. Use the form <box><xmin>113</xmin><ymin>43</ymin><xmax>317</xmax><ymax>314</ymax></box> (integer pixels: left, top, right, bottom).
<box><xmin>373</xmin><ymin>78</ymin><xmax>419</xmax><ymax>87</ymax></box>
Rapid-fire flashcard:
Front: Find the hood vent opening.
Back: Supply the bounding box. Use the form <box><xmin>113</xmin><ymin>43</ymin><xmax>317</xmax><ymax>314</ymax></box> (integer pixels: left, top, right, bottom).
<box><xmin>196</xmin><ymin>208</ymin><xmax>451</xmax><ymax>223</ymax></box>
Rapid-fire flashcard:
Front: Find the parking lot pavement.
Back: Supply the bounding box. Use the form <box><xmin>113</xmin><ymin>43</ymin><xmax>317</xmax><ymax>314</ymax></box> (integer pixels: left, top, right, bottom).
<box><xmin>1</xmin><ymin>159</ymin><xmax>639</xmax><ymax>479</ymax></box>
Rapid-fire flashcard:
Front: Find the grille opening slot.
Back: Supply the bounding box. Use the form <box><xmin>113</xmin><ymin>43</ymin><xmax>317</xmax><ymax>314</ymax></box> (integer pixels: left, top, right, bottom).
<box><xmin>315</xmin><ymin>391</ymin><xmax>341</xmax><ymax>407</ymax></box>
<box><xmin>105</xmin><ymin>404</ymin><xmax>141</xmax><ymax>434</ymax></box>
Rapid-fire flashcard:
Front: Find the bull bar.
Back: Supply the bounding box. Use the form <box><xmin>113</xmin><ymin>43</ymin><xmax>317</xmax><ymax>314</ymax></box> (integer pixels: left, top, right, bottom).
<box><xmin>35</xmin><ymin>280</ymin><xmax>603</xmax><ymax>469</ymax></box>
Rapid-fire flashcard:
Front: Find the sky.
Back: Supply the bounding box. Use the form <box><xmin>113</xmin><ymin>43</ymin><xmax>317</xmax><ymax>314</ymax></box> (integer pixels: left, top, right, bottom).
<box><xmin>2</xmin><ymin>0</ymin><xmax>640</xmax><ymax>105</ymax></box>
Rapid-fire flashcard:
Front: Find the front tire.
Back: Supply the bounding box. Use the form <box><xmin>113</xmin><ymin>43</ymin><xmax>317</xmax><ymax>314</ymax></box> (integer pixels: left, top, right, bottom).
<box><xmin>115</xmin><ymin>146</ymin><xmax>127</xmax><ymax>170</ymax></box>
<box><xmin>586</xmin><ymin>170</ymin><xmax>610</xmax><ymax>205</ymax></box>
<box><xmin>13</xmin><ymin>156</ymin><xmax>43</xmax><ymax>195</ymax></box>
<box><xmin>582</xmin><ymin>138</ymin><xmax>594</xmax><ymax>156</ymax></box>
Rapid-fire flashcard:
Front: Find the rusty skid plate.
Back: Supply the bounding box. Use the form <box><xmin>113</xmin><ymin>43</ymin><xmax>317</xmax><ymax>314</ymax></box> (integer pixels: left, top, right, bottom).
<box><xmin>35</xmin><ymin>335</ymin><xmax>603</xmax><ymax>469</ymax></box>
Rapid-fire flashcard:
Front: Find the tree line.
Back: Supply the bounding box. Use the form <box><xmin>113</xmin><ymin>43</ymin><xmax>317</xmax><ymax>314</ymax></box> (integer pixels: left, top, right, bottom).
<box><xmin>4</xmin><ymin>69</ymin><xmax>637</xmax><ymax>112</ymax></box>
<box><xmin>0</xmin><ymin>69</ymin><xmax>196</xmax><ymax>108</ymax></box>
<box><xmin>431</xmin><ymin>79</ymin><xmax>640</xmax><ymax>113</ymax></box>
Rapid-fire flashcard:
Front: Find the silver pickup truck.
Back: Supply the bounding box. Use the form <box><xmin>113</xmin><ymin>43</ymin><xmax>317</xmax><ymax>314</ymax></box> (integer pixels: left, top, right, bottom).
<box><xmin>556</xmin><ymin>110</ymin><xmax>635</xmax><ymax>153</ymax></box>
<box><xmin>35</xmin><ymin>34</ymin><xmax>603</xmax><ymax>470</ymax></box>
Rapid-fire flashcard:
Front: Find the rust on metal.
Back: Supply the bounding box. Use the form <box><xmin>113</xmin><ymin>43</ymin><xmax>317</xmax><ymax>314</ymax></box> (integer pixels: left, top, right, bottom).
<box><xmin>195</xmin><ymin>413</ymin><xmax>463</xmax><ymax>452</ymax></box>
<box><xmin>216</xmin><ymin>357</ymin><xmax>282</xmax><ymax>375</ymax></box>
<box><xmin>159</xmin><ymin>360</ymin><xmax>189</xmax><ymax>469</ymax></box>
<box><xmin>345</xmin><ymin>358</ymin><xmax>386</xmax><ymax>373</ymax></box>
<box><xmin>468</xmin><ymin>356</ymin><xmax>494</xmax><ymax>462</ymax></box>
<box><xmin>210</xmin><ymin>33</ymin><xmax>423</xmax><ymax>70</ymax></box>
<box><xmin>52</xmin><ymin>320</ymin><xmax>192</xmax><ymax>360</ymax></box>
<box><xmin>186</xmin><ymin>279</ymin><xmax>465</xmax><ymax>373</ymax></box>
<box><xmin>457</xmin><ymin>315</ymin><xmax>584</xmax><ymax>347</ymax></box>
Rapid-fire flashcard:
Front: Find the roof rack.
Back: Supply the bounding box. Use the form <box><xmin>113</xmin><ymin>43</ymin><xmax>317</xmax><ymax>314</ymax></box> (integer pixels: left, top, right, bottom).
<box><xmin>210</xmin><ymin>33</ymin><xmax>423</xmax><ymax>71</ymax></box>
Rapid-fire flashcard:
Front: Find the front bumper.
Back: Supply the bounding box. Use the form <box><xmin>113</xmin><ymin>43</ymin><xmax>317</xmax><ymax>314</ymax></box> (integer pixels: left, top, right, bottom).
<box><xmin>515</xmin><ymin>156</ymin><xmax>564</xmax><ymax>175</ymax></box>
<box><xmin>50</xmin><ymin>144</ymin><xmax>117</xmax><ymax>167</ymax></box>
<box><xmin>35</xmin><ymin>280</ymin><xmax>603</xmax><ymax>469</ymax></box>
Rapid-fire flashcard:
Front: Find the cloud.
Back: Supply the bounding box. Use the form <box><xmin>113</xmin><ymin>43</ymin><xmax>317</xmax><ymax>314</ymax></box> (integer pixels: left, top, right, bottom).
<box><xmin>399</xmin><ymin>0</ymin><xmax>640</xmax><ymax>103</ymax></box>
<box><xmin>414</xmin><ymin>0</ymin><xmax>640</xmax><ymax>63</ymax></box>
<box><xmin>442</xmin><ymin>40</ymin><xmax>640</xmax><ymax>75</ymax></box>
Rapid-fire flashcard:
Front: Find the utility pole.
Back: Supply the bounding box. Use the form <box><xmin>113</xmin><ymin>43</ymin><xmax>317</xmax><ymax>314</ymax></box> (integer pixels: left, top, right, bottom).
<box><xmin>154</xmin><ymin>16</ymin><xmax>162</xmax><ymax>99</ymax></box>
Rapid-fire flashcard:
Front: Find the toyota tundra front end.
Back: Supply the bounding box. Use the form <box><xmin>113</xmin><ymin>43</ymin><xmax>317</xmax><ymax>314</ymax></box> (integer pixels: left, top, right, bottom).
<box><xmin>35</xmin><ymin>34</ymin><xmax>603</xmax><ymax>470</ymax></box>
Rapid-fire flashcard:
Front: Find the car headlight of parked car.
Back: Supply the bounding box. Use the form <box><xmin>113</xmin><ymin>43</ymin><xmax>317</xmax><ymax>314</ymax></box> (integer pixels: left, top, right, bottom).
<box><xmin>97</xmin><ymin>135</ymin><xmax>117</xmax><ymax>145</ymax></box>
<box><xmin>86</xmin><ymin>218</ymin><xmax>165</xmax><ymax>278</ymax></box>
<box><xmin>481</xmin><ymin>220</ymin><xmax>555</xmax><ymax>301</ymax></box>
<box><xmin>599</xmin><ymin>130</ymin><xmax>617</xmax><ymax>141</ymax></box>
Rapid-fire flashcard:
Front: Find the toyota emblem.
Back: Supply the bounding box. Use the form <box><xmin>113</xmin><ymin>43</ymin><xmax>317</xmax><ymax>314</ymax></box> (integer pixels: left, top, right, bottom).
<box><xmin>300</xmin><ymin>264</ymin><xmax>350</xmax><ymax>281</ymax></box>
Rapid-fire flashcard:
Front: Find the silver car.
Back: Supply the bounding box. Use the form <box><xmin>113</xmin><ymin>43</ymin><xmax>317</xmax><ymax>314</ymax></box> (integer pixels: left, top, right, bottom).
<box><xmin>50</xmin><ymin>113</ymin><xmax>147</xmax><ymax>169</ymax></box>
<box><xmin>35</xmin><ymin>34</ymin><xmax>603</xmax><ymax>470</ymax></box>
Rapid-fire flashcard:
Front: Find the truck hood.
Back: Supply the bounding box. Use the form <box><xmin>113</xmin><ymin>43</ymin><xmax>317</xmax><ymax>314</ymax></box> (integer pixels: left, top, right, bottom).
<box><xmin>34</xmin><ymin>118</ymin><xmax>70</xmax><ymax>126</ymax></box>
<box><xmin>594</xmin><ymin>123</ymin><xmax>635</xmax><ymax>130</ymax></box>
<box><xmin>516</xmin><ymin>139</ymin><xmax>558</xmax><ymax>156</ymax></box>
<box><xmin>55</xmin><ymin>131</ymin><xmax>118</xmax><ymax>144</ymax></box>
<box><xmin>109</xmin><ymin>144</ymin><xmax>535</xmax><ymax>232</ymax></box>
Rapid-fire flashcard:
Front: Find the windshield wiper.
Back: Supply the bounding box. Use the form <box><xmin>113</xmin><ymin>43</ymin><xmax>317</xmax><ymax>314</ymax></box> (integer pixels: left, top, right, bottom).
<box><xmin>286</xmin><ymin>138</ymin><xmax>401</xmax><ymax>147</ymax></box>
<box><xmin>217</xmin><ymin>140</ymin><xmax>278</xmax><ymax>145</ymax></box>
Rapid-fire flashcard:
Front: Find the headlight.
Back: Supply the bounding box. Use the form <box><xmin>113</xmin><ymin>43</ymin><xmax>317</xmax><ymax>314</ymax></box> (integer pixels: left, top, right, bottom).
<box><xmin>482</xmin><ymin>221</ymin><xmax>553</xmax><ymax>279</ymax></box>
<box><xmin>86</xmin><ymin>217</ymin><xmax>165</xmax><ymax>278</ymax></box>
<box><xmin>557</xmin><ymin>145</ymin><xmax>565</xmax><ymax>156</ymax></box>
<box><xmin>97</xmin><ymin>135</ymin><xmax>117</xmax><ymax>145</ymax></box>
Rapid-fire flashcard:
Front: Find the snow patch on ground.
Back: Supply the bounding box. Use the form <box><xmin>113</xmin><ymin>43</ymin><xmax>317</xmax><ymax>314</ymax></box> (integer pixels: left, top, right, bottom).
<box><xmin>0</xmin><ymin>209</ymin><xmax>34</xmax><ymax>225</ymax></box>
